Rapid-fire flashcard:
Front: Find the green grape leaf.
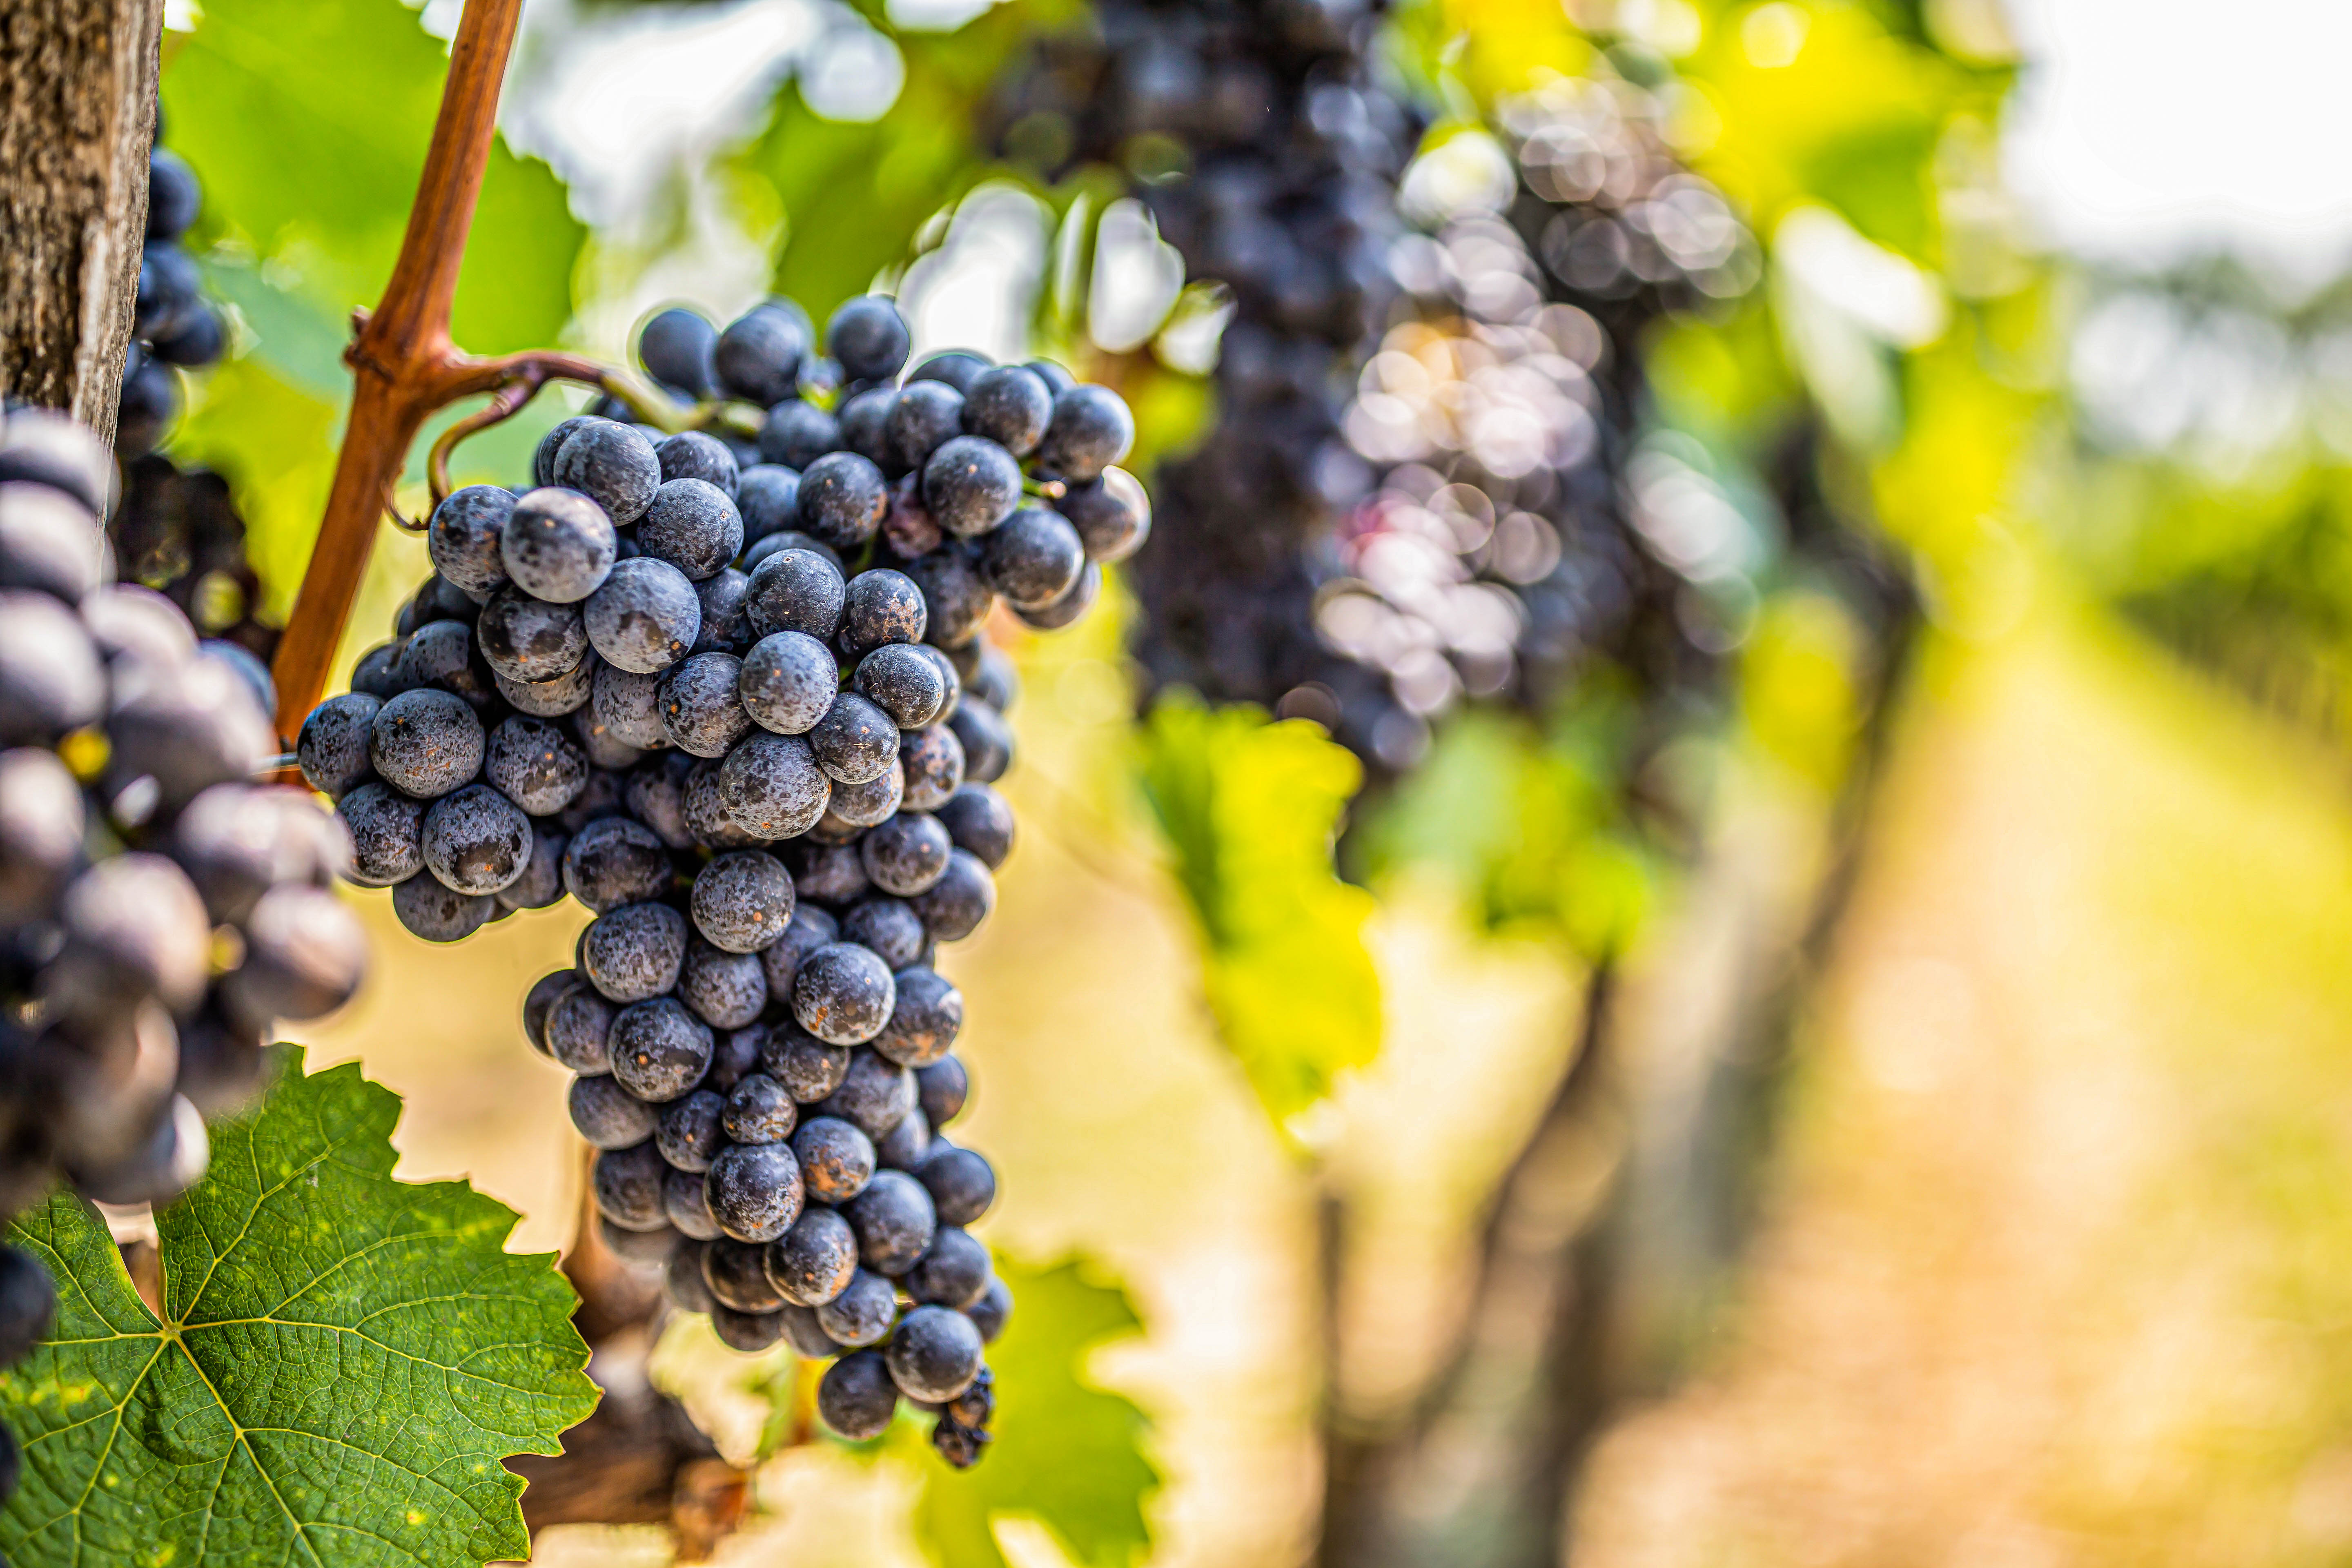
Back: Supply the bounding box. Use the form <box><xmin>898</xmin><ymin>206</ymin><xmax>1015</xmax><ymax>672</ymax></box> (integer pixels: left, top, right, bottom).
<box><xmin>0</xmin><ymin>1047</ymin><xmax>598</xmax><ymax>1568</ymax></box>
<box><xmin>908</xmin><ymin>1256</ymin><xmax>1158</xmax><ymax>1568</ymax></box>
<box><xmin>1138</xmin><ymin>695</ymin><xmax>1382</xmax><ymax>1132</ymax></box>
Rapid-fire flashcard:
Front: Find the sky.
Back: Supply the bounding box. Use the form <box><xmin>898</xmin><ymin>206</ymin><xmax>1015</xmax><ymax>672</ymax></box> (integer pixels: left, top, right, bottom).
<box><xmin>2000</xmin><ymin>0</ymin><xmax>2352</xmax><ymax>283</ymax></box>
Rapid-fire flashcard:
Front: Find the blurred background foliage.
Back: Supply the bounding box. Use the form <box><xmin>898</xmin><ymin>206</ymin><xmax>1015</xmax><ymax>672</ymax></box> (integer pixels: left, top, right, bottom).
<box><xmin>159</xmin><ymin>0</ymin><xmax>2352</xmax><ymax>1557</ymax></box>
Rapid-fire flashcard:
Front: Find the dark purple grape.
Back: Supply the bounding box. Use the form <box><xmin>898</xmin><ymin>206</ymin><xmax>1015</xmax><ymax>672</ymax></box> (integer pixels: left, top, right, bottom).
<box><xmin>886</xmin><ymin>381</ymin><xmax>967</xmax><ymax>474</ymax></box>
<box><xmin>910</xmin><ymin>850</ymin><xmax>994</xmax><ymax>943</ymax></box>
<box><xmin>816</xmin><ymin>1048</ymin><xmax>915</xmax><ymax>1141</ymax></box>
<box><xmin>594</xmin><ymin>1141</ymin><xmax>669</xmax><ymax>1231</ymax></box>
<box><xmin>523</xmin><ymin>969</ymin><xmax>577</xmax><ymax>1054</ymax></box>
<box><xmin>610</xmin><ymin>996</ymin><xmax>715</xmax><ymax>1103</ymax></box>
<box><xmin>777</xmin><ymin>1302</ymin><xmax>834</xmax><ymax>1356</ymax></box>
<box><xmin>1057</xmin><ymin>466</ymin><xmax>1151</xmax><ymax>563</ymax></box>
<box><xmin>484</xmin><ymin>716</ymin><xmax>588</xmax><ymax>815</ymax></box>
<box><xmin>737</xmin><ymin>463</ymin><xmax>803</xmax><ymax>542</ymax></box>
<box><xmin>844</xmin><ymin>1167</ymin><xmax>935</xmax><ymax>1276</ymax></box>
<box><xmin>551</xmin><ymin>420</ymin><xmax>662</xmax><ymax>527</ymax></box>
<box><xmin>704</xmin><ymin>1236</ymin><xmax>787</xmax><ymax>1312</ymax></box>
<box><xmin>571</xmin><ymin>1075</ymin><xmax>658</xmax><ymax>1150</ymax></box>
<box><xmin>916</xmin><ymin>1056</ymin><xmax>967</xmax><ymax>1127</ymax></box>
<box><xmin>874</xmin><ymin>967</ymin><xmax>961</xmax><ymax>1067</ymax></box>
<box><xmin>562</xmin><ymin>815</ymin><xmax>671</xmax><ymax>912</ymax></box>
<box><xmin>715</xmin><ymin>303</ymin><xmax>807</xmax><ymax>406</ymax></box>
<box><xmin>1038</xmin><ymin>384</ymin><xmax>1134</xmax><ymax>483</ymax></box>
<box><xmin>826</xmin><ymin>296</ymin><xmax>910</xmax><ymax>382</ymax></box>
<box><xmin>797</xmin><ymin>452</ymin><xmax>888</xmax><ymax>549</ymax></box>
<box><xmin>723</xmin><ymin>1071</ymin><xmax>798</xmax><ymax>1145</ymax></box>
<box><xmin>692</xmin><ymin>567</ymin><xmax>752</xmax><ymax>655</ymax></box>
<box><xmin>498</xmin><ymin>824</ymin><xmax>568</xmax><ymax>910</ymax></box>
<box><xmin>420</xmin><ymin>783</ymin><xmax>532</xmax><ymax>896</ymax></box>
<box><xmin>638</xmin><ymin>307</ymin><xmax>719</xmax><ymax>397</ymax></box>
<box><xmin>935</xmin><ymin>783</ymin><xmax>1013</xmax><ymax>869</ymax></box>
<box><xmin>761</xmin><ymin>1020</ymin><xmax>852</xmax><ymax>1104</ymax></box>
<box><xmin>818</xmin><ymin>1346</ymin><xmax>901</xmax><ymax>1438</ymax></box>
<box><xmin>690</xmin><ymin>849</ymin><xmax>795</xmax><ymax>953</ymax></box>
<box><xmin>369</xmin><ymin>688</ymin><xmax>483</xmax><ymax>799</ymax></box>
<box><xmin>961</xmin><ymin>364</ymin><xmax>1052</xmax><ymax>456</ymax></box>
<box><xmin>766</xmin><ymin>1205</ymin><xmax>858</xmax><ymax>1306</ymax></box>
<box><xmin>657</xmin><ymin>652</ymin><xmax>751</xmax><ymax>757</ymax></box>
<box><xmin>584</xmin><ymin>556</ymin><xmax>700</xmax><ymax>675</ymax></box>
<box><xmin>493</xmin><ymin>654</ymin><xmax>597</xmax><ymax>719</ymax></box>
<box><xmin>837</xmin><ymin>387</ymin><xmax>893</xmax><ymax>468</ymax></box>
<box><xmin>760</xmin><ymin>401</ymin><xmax>839</xmax><ymax>470</ymax></box>
<box><xmin>875</xmin><ymin>1102</ymin><xmax>931</xmax><ymax>1172</ymax></box>
<box><xmin>791</xmin><ymin>942</ymin><xmax>895</xmax><ymax>1044</ymax></box>
<box><xmin>947</xmin><ymin>699</ymin><xmax>1012</xmax><ymax>784</ymax></box>
<box><xmin>546</xmin><ymin>982</ymin><xmax>617</xmax><ymax>1074</ymax></box>
<box><xmin>906</xmin><ymin>1227</ymin><xmax>991</xmax><ymax>1310</ymax></box>
<box><xmin>917</xmin><ymin>1145</ymin><xmax>995</xmax><ymax>1227</ymax></box>
<box><xmin>853</xmin><ymin>644</ymin><xmax>946</xmax><ymax>729</ymax></box>
<box><xmin>656</xmin><ymin>1088</ymin><xmax>727</xmax><ymax>1173</ymax></box>
<box><xmin>504</xmin><ymin>486</ymin><xmax>619</xmax><ymax>600</ymax></box>
<box><xmin>922</xmin><ymin>437</ymin><xmax>1022</xmax><ymax>538</ymax></box>
<box><xmin>887</xmin><ymin>1304</ymin><xmax>982</xmax><ymax>1401</ymax></box>
<box><xmin>705</xmin><ymin>1140</ymin><xmax>803</xmax><ymax>1243</ymax></box>
<box><xmin>428</xmin><ymin>485</ymin><xmax>516</xmax><ymax>597</ymax></box>
<box><xmin>581</xmin><ymin>901</ymin><xmax>689</xmax><ymax>1002</ymax></box>
<box><xmin>967</xmin><ymin>1275</ymin><xmax>1011</xmax><ymax>1343</ymax></box>
<box><xmin>710</xmin><ymin>1304</ymin><xmax>784</xmax><ymax>1352</ymax></box>
<box><xmin>842</xmin><ymin>897</ymin><xmax>927</xmax><ymax>971</ymax></box>
<box><xmin>1013</xmin><ymin>561</ymin><xmax>1101</xmax><ymax>632</ymax></box>
<box><xmin>745</xmin><ymin>548</ymin><xmax>846</xmax><ymax>642</ymax></box>
<box><xmin>656</xmin><ymin>430</ymin><xmax>739</xmax><ymax>497</ymax></box>
<box><xmin>638</xmin><ymin>478</ymin><xmax>743</xmax><ymax>581</ymax></box>
<box><xmin>897</xmin><ymin>725</ymin><xmax>964</xmax><ymax>813</ymax></box>
<box><xmin>666</xmin><ymin>1168</ymin><xmax>722</xmax><ymax>1239</ymax></box>
<box><xmin>980</xmin><ymin>506</ymin><xmax>1085</xmax><ymax>610</ymax></box>
<box><xmin>816</xmin><ymin>1274</ymin><xmax>899</xmax><ymax>1352</ymax></box>
<box><xmin>861</xmin><ymin>811</ymin><xmax>951</xmax><ymax>898</ymax></box>
<box><xmin>740</xmin><ymin>630</ymin><xmax>840</xmax><ymax>736</ymax></box>
<box><xmin>791</xmin><ymin>842</ymin><xmax>869</xmax><ymax>906</ymax></box>
<box><xmin>719</xmin><ymin>731</ymin><xmax>831</xmax><ymax>839</ymax></box>
<box><xmin>680</xmin><ymin>939</ymin><xmax>767</xmax><ymax>1029</ymax></box>
<box><xmin>590</xmin><ymin>663</ymin><xmax>667</xmax><ymax>750</ymax></box>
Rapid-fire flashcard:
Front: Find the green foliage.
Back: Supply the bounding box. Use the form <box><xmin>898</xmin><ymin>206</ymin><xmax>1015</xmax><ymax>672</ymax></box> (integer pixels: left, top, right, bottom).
<box><xmin>0</xmin><ymin>1048</ymin><xmax>597</xmax><ymax>1568</ymax></box>
<box><xmin>1357</xmin><ymin>704</ymin><xmax>1653</xmax><ymax>956</ymax></box>
<box><xmin>907</xmin><ymin>1256</ymin><xmax>1158</xmax><ymax>1568</ymax></box>
<box><xmin>1138</xmin><ymin>695</ymin><xmax>1382</xmax><ymax>1132</ymax></box>
<box><xmin>737</xmin><ymin>0</ymin><xmax>1075</xmax><ymax>318</ymax></box>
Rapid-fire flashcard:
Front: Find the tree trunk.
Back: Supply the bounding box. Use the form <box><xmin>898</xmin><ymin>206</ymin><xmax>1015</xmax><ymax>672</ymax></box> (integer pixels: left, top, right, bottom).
<box><xmin>0</xmin><ymin>0</ymin><xmax>165</xmax><ymax>438</ymax></box>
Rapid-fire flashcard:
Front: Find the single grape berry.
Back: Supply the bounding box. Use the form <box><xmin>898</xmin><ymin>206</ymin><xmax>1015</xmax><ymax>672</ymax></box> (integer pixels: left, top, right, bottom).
<box><xmin>656</xmin><ymin>430</ymin><xmax>739</xmax><ymax>497</ymax></box>
<box><xmin>796</xmin><ymin>452</ymin><xmax>889</xmax><ymax>548</ymax></box>
<box><xmin>562</xmin><ymin>815</ymin><xmax>671</xmax><ymax>912</ymax></box>
<box><xmin>593</xmin><ymin>1142</ymin><xmax>669</xmax><ymax>1232</ymax></box>
<box><xmin>967</xmin><ymin>1275</ymin><xmax>1011</xmax><ymax>1343</ymax></box>
<box><xmin>791</xmin><ymin>942</ymin><xmax>896</xmax><ymax>1045</ymax></box>
<box><xmin>854</xmin><ymin>644</ymin><xmax>947</xmax><ymax>729</ymax></box>
<box><xmin>862</xmin><ymin>811</ymin><xmax>953</xmax><ymax>897</ymax></box>
<box><xmin>837</xmin><ymin>387</ymin><xmax>894</xmax><ymax>468</ymax></box>
<box><xmin>339</xmin><ymin>782</ymin><xmax>426</xmax><ymax>887</ymax></box>
<box><xmin>822</xmin><ymin>763</ymin><xmax>903</xmax><ymax>830</ymax></box>
<box><xmin>740</xmin><ymin>630</ymin><xmax>841</xmax><ymax>736</ymax></box>
<box><xmin>428</xmin><ymin>485</ymin><xmax>516</xmax><ymax>597</ymax></box>
<box><xmin>961</xmin><ymin>364</ymin><xmax>1053</xmax><ymax>457</ymax></box>
<box><xmin>658</xmin><ymin>652</ymin><xmax>752</xmax><ymax>757</ymax></box>
<box><xmin>718</xmin><ymin>731</ymin><xmax>831</xmax><ymax>840</ymax></box>
<box><xmin>791</xmin><ymin>842</ymin><xmax>870</xmax><ymax>906</ymax></box>
<box><xmin>980</xmin><ymin>506</ymin><xmax>1085</xmax><ymax>610</ymax></box>
<box><xmin>818</xmin><ymin>1347</ymin><xmax>901</xmax><ymax>1440</ymax></box>
<box><xmin>1057</xmin><ymin>466</ymin><xmax>1152</xmax><ymax>563</ymax></box>
<box><xmin>499</xmin><ymin>829</ymin><xmax>568</xmax><ymax>911</ymax></box>
<box><xmin>815</xmin><ymin>1273</ymin><xmax>899</xmax><ymax>1352</ymax></box>
<box><xmin>887</xmin><ymin>1304</ymin><xmax>984</xmax><ymax>1402</ymax></box>
<box><xmin>922</xmin><ymin>437</ymin><xmax>1023</xmax><ymax>538</ymax></box>
<box><xmin>886</xmin><ymin>381</ymin><xmax>967</xmax><ymax>474</ymax></box>
<box><xmin>838</xmin><ymin>569</ymin><xmax>927</xmax><ymax>660</ymax></box>
<box><xmin>637</xmin><ymin>478</ymin><xmax>743</xmax><ymax>581</ymax></box>
<box><xmin>584</xmin><ymin>556</ymin><xmax>701</xmax><ymax>675</ymax></box>
<box><xmin>792</xmin><ymin>1114</ymin><xmax>877</xmax><ymax>1204</ymax></box>
<box><xmin>844</xmin><ymin>1167</ymin><xmax>936</xmax><ymax>1276</ymax></box>
<box><xmin>808</xmin><ymin>693</ymin><xmax>900</xmax><ymax>786</ymax></box>
<box><xmin>722</xmin><ymin>1072</ymin><xmax>798</xmax><ymax>1145</ymax></box>
<box><xmin>522</xmin><ymin>969</ymin><xmax>578</xmax><ymax>1054</ymax></box>
<box><xmin>710</xmin><ymin>1304</ymin><xmax>785</xmax><ymax>1352</ymax></box>
<box><xmin>737</xmin><ymin>464</ymin><xmax>803</xmax><ymax>543</ymax></box>
<box><xmin>680</xmin><ymin>940</ymin><xmax>768</xmax><ymax>1029</ymax></box>
<box><xmin>684</xmin><ymin>758</ymin><xmax>761</xmax><ymax>850</ymax></box>
<box><xmin>715</xmin><ymin>303</ymin><xmax>807</xmax><ymax>406</ymax></box>
<box><xmin>874</xmin><ymin>1103</ymin><xmax>931</xmax><ymax>1172</ymax></box>
<box><xmin>760</xmin><ymin>401</ymin><xmax>839</xmax><ymax>470</ymax></box>
<box><xmin>918</xmin><ymin>1144</ymin><xmax>996</xmax><ymax>1227</ymax></box>
<box><xmin>591</xmin><ymin>663</ymin><xmax>668</xmax><ymax>750</ymax></box>
<box><xmin>1037</xmin><ymin>384</ymin><xmax>1134</xmax><ymax>483</ymax></box>
<box><xmin>420</xmin><ymin>784</ymin><xmax>532</xmax><ymax>896</ymax></box>
<box><xmin>842</xmin><ymin>897</ymin><xmax>927</xmax><ymax>971</ymax></box>
<box><xmin>744</xmin><ymin>548</ymin><xmax>846</xmax><ymax>643</ymax></box>
<box><xmin>581</xmin><ymin>901</ymin><xmax>689</xmax><ymax>1002</ymax></box>
<box><xmin>911</xmin><ymin>350</ymin><xmax>991</xmax><ymax>392</ymax></box>
<box><xmin>638</xmin><ymin>307</ymin><xmax>719</xmax><ymax>397</ymax></box>
<box><xmin>1015</xmin><ymin>561</ymin><xmax>1101</xmax><ymax>632</ymax></box>
<box><xmin>570</xmin><ymin>1075</ymin><xmax>659</xmax><ymax>1150</ymax></box>
<box><xmin>703</xmin><ymin>1237</ymin><xmax>786</xmax><ymax>1313</ymax></box>
<box><xmin>693</xmin><ymin>567</ymin><xmax>752</xmax><ymax>655</ymax></box>
<box><xmin>392</xmin><ymin>620</ymin><xmax>499</xmax><ymax>712</ymax></box>
<box><xmin>666</xmin><ymin>1169</ymin><xmax>722</xmax><ymax>1239</ymax></box>
<box><xmin>904</xmin><ymin>547</ymin><xmax>994</xmax><ymax>652</ymax></box>
<box><xmin>935</xmin><ymin>783</ymin><xmax>1013</xmax><ymax>870</ymax></box>
<box><xmin>826</xmin><ymin>295</ymin><xmax>911</xmax><ymax>383</ymax></box>
<box><xmin>916</xmin><ymin>1056</ymin><xmax>968</xmax><ymax>1127</ymax></box>
<box><xmin>766</xmin><ymin>1205</ymin><xmax>858</xmax><ymax>1306</ymax></box>
<box><xmin>690</xmin><ymin>850</ymin><xmax>796</xmax><ymax>953</ymax></box>
<box><xmin>545</xmin><ymin>983</ymin><xmax>617</xmax><ymax>1073</ymax></box>
<box><xmin>910</xmin><ymin>849</ymin><xmax>995</xmax><ymax>942</ymax></box>
<box><xmin>657</xmin><ymin>1088</ymin><xmax>727</xmax><ymax>1173</ymax></box>
<box><xmin>874</xmin><ymin>966</ymin><xmax>961</xmax><ymax>1067</ymax></box>
<box><xmin>705</xmin><ymin>1140</ymin><xmax>804</xmax><ymax>1243</ymax></box>
<box><xmin>369</xmin><ymin>688</ymin><xmax>484</xmax><ymax>799</ymax></box>
<box><xmin>906</xmin><ymin>1226</ymin><xmax>991</xmax><ymax>1310</ymax></box>
<box><xmin>763</xmin><ymin>1019</ymin><xmax>853</xmax><ymax>1103</ymax></box>
<box><xmin>609</xmin><ymin>996</ymin><xmax>715</xmax><ymax>1102</ymax></box>
<box><xmin>503</xmin><ymin>487</ymin><xmax>619</xmax><ymax>601</ymax></box>
<box><xmin>949</xmin><ymin>699</ymin><xmax>1013</xmax><ymax>785</ymax></box>
<box><xmin>898</xmin><ymin>725</ymin><xmax>964</xmax><ymax>813</ymax></box>
<box><xmin>484</xmin><ymin>716</ymin><xmax>589</xmax><ymax>815</ymax></box>
<box><xmin>551</xmin><ymin>420</ymin><xmax>662</xmax><ymax>527</ymax></box>
<box><xmin>494</xmin><ymin>654</ymin><xmax>597</xmax><ymax>719</ymax></box>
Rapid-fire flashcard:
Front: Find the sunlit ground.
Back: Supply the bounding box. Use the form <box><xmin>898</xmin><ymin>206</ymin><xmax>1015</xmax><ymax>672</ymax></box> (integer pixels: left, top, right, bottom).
<box><xmin>285</xmin><ymin>523</ymin><xmax>2352</xmax><ymax>1566</ymax></box>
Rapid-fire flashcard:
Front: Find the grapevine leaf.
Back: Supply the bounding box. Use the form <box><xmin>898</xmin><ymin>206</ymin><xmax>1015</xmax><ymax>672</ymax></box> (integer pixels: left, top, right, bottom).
<box><xmin>1138</xmin><ymin>694</ymin><xmax>1383</xmax><ymax>1132</ymax></box>
<box><xmin>908</xmin><ymin>1256</ymin><xmax>1158</xmax><ymax>1568</ymax></box>
<box><xmin>0</xmin><ymin>1047</ymin><xmax>598</xmax><ymax>1568</ymax></box>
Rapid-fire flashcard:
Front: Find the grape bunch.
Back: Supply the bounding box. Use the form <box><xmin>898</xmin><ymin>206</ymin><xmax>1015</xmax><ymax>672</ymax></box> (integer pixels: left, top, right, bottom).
<box><xmin>1322</xmin><ymin>76</ymin><xmax>1756</xmax><ymax>755</ymax></box>
<box><xmin>991</xmin><ymin>0</ymin><xmax>1423</xmax><ymax>758</ymax></box>
<box><xmin>295</xmin><ymin>292</ymin><xmax>1146</xmax><ymax>1465</ymax></box>
<box><xmin>119</xmin><ymin>129</ymin><xmax>227</xmax><ymax>458</ymax></box>
<box><xmin>106</xmin><ymin>123</ymin><xmax>278</xmax><ymax>666</ymax></box>
<box><xmin>0</xmin><ymin>407</ymin><xmax>366</xmax><ymax>1499</ymax></box>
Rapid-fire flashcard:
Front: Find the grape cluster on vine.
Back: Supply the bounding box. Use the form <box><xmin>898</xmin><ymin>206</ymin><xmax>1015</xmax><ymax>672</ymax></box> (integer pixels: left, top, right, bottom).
<box><xmin>991</xmin><ymin>0</ymin><xmax>1425</xmax><ymax>758</ymax></box>
<box><xmin>0</xmin><ymin>407</ymin><xmax>365</xmax><ymax>1499</ymax></box>
<box><xmin>297</xmin><ymin>293</ymin><xmax>1146</xmax><ymax>1464</ymax></box>
<box><xmin>1322</xmin><ymin>75</ymin><xmax>1756</xmax><ymax>750</ymax></box>
<box><xmin>110</xmin><ymin>124</ymin><xmax>279</xmax><ymax>668</ymax></box>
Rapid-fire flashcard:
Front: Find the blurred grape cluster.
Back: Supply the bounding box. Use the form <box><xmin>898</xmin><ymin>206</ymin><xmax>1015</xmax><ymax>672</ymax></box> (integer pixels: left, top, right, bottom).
<box><xmin>1320</xmin><ymin>76</ymin><xmax>1757</xmax><ymax>765</ymax></box>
